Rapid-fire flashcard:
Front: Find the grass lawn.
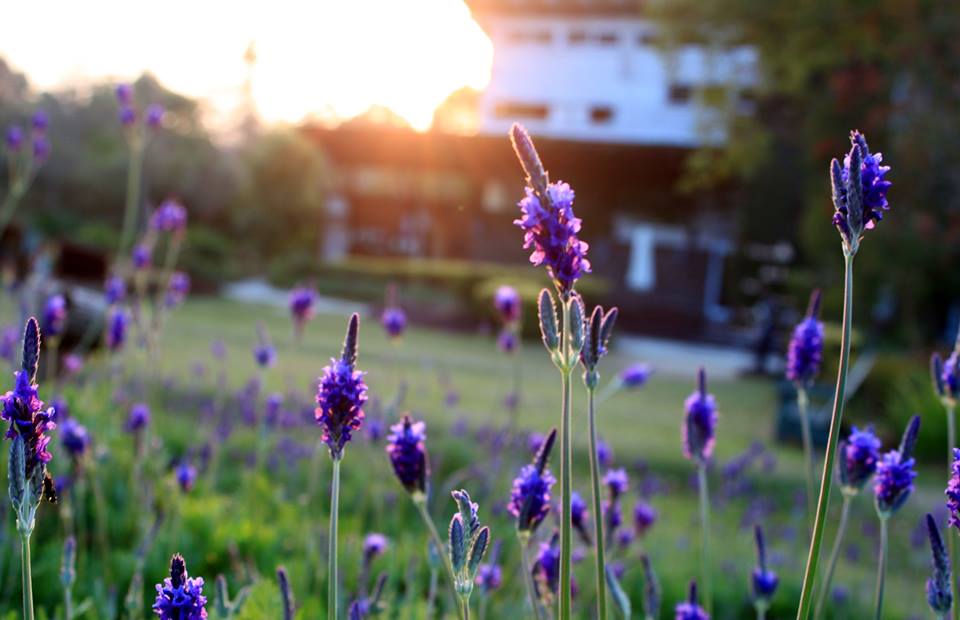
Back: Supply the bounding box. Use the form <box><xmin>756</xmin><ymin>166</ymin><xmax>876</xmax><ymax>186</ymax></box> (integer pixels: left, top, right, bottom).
<box><xmin>0</xmin><ymin>295</ymin><xmax>947</xmax><ymax>618</ymax></box>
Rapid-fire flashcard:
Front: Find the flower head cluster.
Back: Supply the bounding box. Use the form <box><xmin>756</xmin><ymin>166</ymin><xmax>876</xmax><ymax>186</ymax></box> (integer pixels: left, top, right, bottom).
<box><xmin>316</xmin><ymin>314</ymin><xmax>367</xmax><ymax>459</ymax></box>
<box><xmin>534</xmin><ymin>531</ymin><xmax>562</xmax><ymax>596</ymax></box>
<box><xmin>511</xmin><ymin>124</ymin><xmax>590</xmax><ymax>295</ymax></box>
<box><xmin>386</xmin><ymin>414</ymin><xmax>428</xmax><ymax>495</ymax></box>
<box><xmin>831</xmin><ymin>130</ymin><xmax>892</xmax><ymax>253</ymax></box>
<box><xmin>133</xmin><ymin>243</ymin><xmax>152</xmax><ymax>270</ymax></box>
<box><xmin>751</xmin><ymin>525</ymin><xmax>778</xmax><ymax>607</ymax></box>
<box><xmin>152</xmin><ymin>554</ymin><xmax>207</xmax><ymax>620</ymax></box>
<box><xmin>786</xmin><ymin>290</ymin><xmax>824</xmax><ymax>385</ymax></box>
<box><xmin>947</xmin><ymin>449</ymin><xmax>960</xmax><ymax>532</ymax></box>
<box><xmin>508</xmin><ymin>428</ymin><xmax>556</xmax><ymax>533</ymax></box>
<box><xmin>381</xmin><ymin>307</ymin><xmax>407</xmax><ymax>340</ymax></box>
<box><xmin>934</xmin><ymin>346</ymin><xmax>960</xmax><ymax>404</ymax></box>
<box><xmin>60</xmin><ymin>418</ymin><xmax>90</xmax><ymax>459</ymax></box>
<box><xmin>620</xmin><ymin>363</ymin><xmax>652</xmax><ymax>389</ymax></box>
<box><xmin>682</xmin><ymin>368</ymin><xmax>718</xmax><ymax>463</ymax></box>
<box><xmin>116</xmin><ymin>83</ymin><xmax>165</xmax><ymax>131</ymax></box>
<box><xmin>839</xmin><ymin>426</ymin><xmax>881</xmax><ymax>493</ymax></box>
<box><xmin>571</xmin><ymin>491</ymin><xmax>590</xmax><ymax>544</ymax></box>
<box><xmin>634</xmin><ymin>500</ymin><xmax>657</xmax><ymax>537</ymax></box>
<box><xmin>43</xmin><ymin>294</ymin><xmax>68</xmax><ymax>337</ymax></box>
<box><xmin>289</xmin><ymin>287</ymin><xmax>316</xmax><ymax>333</ymax></box>
<box><xmin>165</xmin><ymin>272</ymin><xmax>190</xmax><ymax>308</ymax></box>
<box><xmin>5</xmin><ymin>109</ymin><xmax>51</xmax><ymax>165</ymax></box>
<box><xmin>363</xmin><ymin>533</ymin><xmax>389</xmax><ymax>564</ymax></box>
<box><xmin>874</xmin><ymin>416</ymin><xmax>919</xmax><ymax>517</ymax></box>
<box><xmin>151</xmin><ymin>199</ymin><xmax>188</xmax><ymax>235</ymax></box>
<box><xmin>106</xmin><ymin>306</ymin><xmax>129</xmax><ymax>352</ymax></box>
<box><xmin>494</xmin><ymin>285</ymin><xmax>521</xmax><ymax>323</ymax></box>
<box><xmin>126</xmin><ymin>403</ymin><xmax>150</xmax><ymax>433</ymax></box>
<box><xmin>105</xmin><ymin>276</ymin><xmax>126</xmax><ymax>305</ymax></box>
<box><xmin>926</xmin><ymin>513</ymin><xmax>953</xmax><ymax>617</ymax></box>
<box><xmin>2</xmin><ymin>325</ymin><xmax>56</xmax><ymax>472</ymax></box>
<box><xmin>176</xmin><ymin>462</ymin><xmax>197</xmax><ymax>492</ymax></box>
<box><xmin>675</xmin><ymin>581</ymin><xmax>709</xmax><ymax>620</ymax></box>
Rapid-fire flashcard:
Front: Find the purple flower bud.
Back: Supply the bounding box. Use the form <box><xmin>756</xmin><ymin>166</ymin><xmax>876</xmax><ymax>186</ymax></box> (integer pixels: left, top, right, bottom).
<box><xmin>603</xmin><ymin>468</ymin><xmax>629</xmax><ymax>500</ymax></box>
<box><xmin>476</xmin><ymin>560</ymin><xmax>502</xmax><ymax>592</ymax></box>
<box><xmin>786</xmin><ymin>290</ymin><xmax>824</xmax><ymax>385</ymax></box>
<box><xmin>751</xmin><ymin>525</ymin><xmax>778</xmax><ymax>604</ymax></box>
<box><xmin>165</xmin><ymin>272</ymin><xmax>191</xmax><ymax>308</ymax></box>
<box><xmin>42</xmin><ymin>294</ymin><xmax>68</xmax><ymax>337</ymax></box>
<box><xmin>534</xmin><ymin>531</ymin><xmax>561</xmax><ymax>595</ymax></box>
<box><xmin>497</xmin><ymin>328</ymin><xmax>518</xmax><ymax>354</ymax></box>
<box><xmin>571</xmin><ymin>491</ymin><xmax>591</xmax><ymax>543</ymax></box>
<box><xmin>363</xmin><ymin>533</ymin><xmax>389</xmax><ymax>562</ymax></box>
<box><xmin>31</xmin><ymin>136</ymin><xmax>50</xmax><ymax>163</ymax></box>
<box><xmin>253</xmin><ymin>324</ymin><xmax>276</xmax><ymax>369</ymax></box>
<box><xmin>381</xmin><ymin>307</ymin><xmax>407</xmax><ymax>340</ymax></box>
<box><xmin>620</xmin><ymin>363</ymin><xmax>652</xmax><ymax>389</ymax></box>
<box><xmin>943</xmin><ymin>350</ymin><xmax>960</xmax><ymax>402</ymax></box>
<box><xmin>152</xmin><ymin>554</ymin><xmax>207</xmax><ymax>619</ymax></box>
<box><xmin>874</xmin><ymin>417</ymin><xmax>920</xmax><ymax>516</ymax></box>
<box><xmin>176</xmin><ymin>462</ymin><xmax>197</xmax><ymax>492</ymax></box>
<box><xmin>675</xmin><ymin>581</ymin><xmax>709</xmax><ymax>620</ymax></box>
<box><xmin>115</xmin><ymin>83</ymin><xmax>134</xmax><ymax>105</ymax></box>
<box><xmin>596</xmin><ymin>438</ymin><xmax>613</xmax><ymax>468</ymax></box>
<box><xmin>31</xmin><ymin>110</ymin><xmax>48</xmax><ymax>133</ymax></box>
<box><xmin>633</xmin><ymin>500</ymin><xmax>657</xmax><ymax>537</ymax></box>
<box><xmin>62</xmin><ymin>354</ymin><xmax>83</xmax><ymax>376</ymax></box>
<box><xmin>106</xmin><ymin>306</ymin><xmax>128</xmax><ymax>352</ymax></box>
<box><xmin>840</xmin><ymin>426</ymin><xmax>881</xmax><ymax>492</ymax></box>
<box><xmin>119</xmin><ymin>105</ymin><xmax>136</xmax><ymax>127</ymax></box>
<box><xmin>831</xmin><ymin>130</ymin><xmax>892</xmax><ymax>251</ymax></box>
<box><xmin>126</xmin><ymin>403</ymin><xmax>150</xmax><ymax>432</ymax></box>
<box><xmin>60</xmin><ymin>417</ymin><xmax>90</xmax><ymax>458</ymax></box>
<box><xmin>315</xmin><ymin>315</ymin><xmax>367</xmax><ymax>459</ymax></box>
<box><xmin>104</xmin><ymin>276</ymin><xmax>126</xmax><ymax>305</ymax></box>
<box><xmin>289</xmin><ymin>287</ymin><xmax>316</xmax><ymax>333</ymax></box>
<box><xmin>682</xmin><ymin>368</ymin><xmax>718</xmax><ymax>463</ymax></box>
<box><xmin>947</xmin><ymin>449</ymin><xmax>960</xmax><ymax>531</ymax></box>
<box><xmin>132</xmin><ymin>243</ymin><xmax>152</xmax><ymax>270</ymax></box>
<box><xmin>509</xmin><ymin>428</ymin><xmax>556</xmax><ymax>532</ymax></box>
<box><xmin>152</xmin><ymin>199</ymin><xmax>188</xmax><ymax>234</ymax></box>
<box><xmin>493</xmin><ymin>285</ymin><xmax>521</xmax><ymax>323</ymax></box>
<box><xmin>926</xmin><ymin>513</ymin><xmax>953</xmax><ymax>616</ymax></box>
<box><xmin>386</xmin><ymin>414</ymin><xmax>428</xmax><ymax>494</ymax></box>
<box><xmin>5</xmin><ymin>125</ymin><xmax>24</xmax><ymax>151</ymax></box>
<box><xmin>146</xmin><ymin>103</ymin><xmax>165</xmax><ymax>129</ymax></box>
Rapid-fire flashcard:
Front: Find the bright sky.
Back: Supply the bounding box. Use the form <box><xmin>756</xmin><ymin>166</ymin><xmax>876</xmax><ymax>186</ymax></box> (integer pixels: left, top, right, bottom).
<box><xmin>0</xmin><ymin>0</ymin><xmax>493</xmax><ymax>130</ymax></box>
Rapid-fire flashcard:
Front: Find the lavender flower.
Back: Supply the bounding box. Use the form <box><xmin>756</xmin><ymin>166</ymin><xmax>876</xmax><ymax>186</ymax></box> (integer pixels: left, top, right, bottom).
<box><xmin>571</xmin><ymin>491</ymin><xmax>591</xmax><ymax>543</ymax></box>
<box><xmin>119</xmin><ymin>106</ymin><xmax>136</xmax><ymax>127</ymax></box>
<box><xmin>176</xmin><ymin>462</ymin><xmax>197</xmax><ymax>492</ymax></box>
<box><xmin>165</xmin><ymin>272</ymin><xmax>190</xmax><ymax>308</ymax></box>
<box><xmin>675</xmin><ymin>581</ymin><xmax>709</xmax><ymax>620</ymax></box>
<box><xmin>874</xmin><ymin>416</ymin><xmax>920</xmax><ymax>517</ymax></box>
<box><xmin>751</xmin><ymin>525</ymin><xmax>778</xmax><ymax>607</ymax></box>
<box><xmin>42</xmin><ymin>294</ymin><xmax>67</xmax><ymax>337</ymax></box>
<box><xmin>603</xmin><ymin>468</ymin><xmax>629</xmax><ymax>499</ymax></box>
<box><xmin>534</xmin><ymin>531</ymin><xmax>562</xmax><ymax>596</ymax></box>
<box><xmin>2</xmin><ymin>320</ymin><xmax>56</xmax><ymax>472</ymax></box>
<box><xmin>475</xmin><ymin>541</ymin><xmax>503</xmax><ymax>593</ymax></box>
<box><xmin>947</xmin><ymin>449</ymin><xmax>960</xmax><ymax>531</ymax></box>
<box><xmin>510</xmin><ymin>124</ymin><xmax>590</xmax><ymax>295</ymax></box>
<box><xmin>288</xmin><ymin>287</ymin><xmax>316</xmax><ymax>334</ymax></box>
<box><xmin>941</xmin><ymin>349</ymin><xmax>960</xmax><ymax>403</ymax></box>
<box><xmin>831</xmin><ymin>130</ymin><xmax>892</xmax><ymax>253</ymax></box>
<box><xmin>634</xmin><ymin>500</ymin><xmax>657</xmax><ymax>537</ymax></box>
<box><xmin>152</xmin><ymin>554</ymin><xmax>207</xmax><ymax>619</ymax></box>
<box><xmin>60</xmin><ymin>418</ymin><xmax>90</xmax><ymax>459</ymax></box>
<box><xmin>133</xmin><ymin>243</ymin><xmax>152</xmax><ymax>270</ymax></box>
<box><xmin>115</xmin><ymin>83</ymin><xmax>134</xmax><ymax>105</ymax></box>
<box><xmin>381</xmin><ymin>307</ymin><xmax>407</xmax><ymax>340</ymax></box>
<box><xmin>363</xmin><ymin>533</ymin><xmax>389</xmax><ymax>563</ymax></box>
<box><xmin>839</xmin><ymin>426</ymin><xmax>882</xmax><ymax>493</ymax></box>
<box><xmin>597</xmin><ymin>439</ymin><xmax>613</xmax><ymax>467</ymax></box>
<box><xmin>31</xmin><ymin>111</ymin><xmax>48</xmax><ymax>133</ymax></box>
<box><xmin>448</xmin><ymin>489</ymin><xmax>490</xmax><ymax>598</ymax></box>
<box><xmin>253</xmin><ymin>324</ymin><xmax>276</xmax><ymax>369</ymax></box>
<box><xmin>126</xmin><ymin>403</ymin><xmax>150</xmax><ymax>432</ymax></box>
<box><xmin>786</xmin><ymin>290</ymin><xmax>824</xmax><ymax>385</ymax></box>
<box><xmin>146</xmin><ymin>104</ymin><xmax>165</xmax><ymax>129</ymax></box>
<box><xmin>106</xmin><ymin>307</ymin><xmax>129</xmax><ymax>352</ymax></box>
<box><xmin>386</xmin><ymin>414</ymin><xmax>428</xmax><ymax>495</ymax></box>
<box><xmin>620</xmin><ymin>363</ymin><xmax>651</xmax><ymax>389</ymax></box>
<box><xmin>494</xmin><ymin>285</ymin><xmax>521</xmax><ymax>323</ymax></box>
<box><xmin>315</xmin><ymin>314</ymin><xmax>367</xmax><ymax>459</ymax></box>
<box><xmin>105</xmin><ymin>276</ymin><xmax>126</xmax><ymax>305</ymax></box>
<box><xmin>5</xmin><ymin>125</ymin><xmax>24</xmax><ymax>151</ymax></box>
<box><xmin>682</xmin><ymin>368</ymin><xmax>718</xmax><ymax>463</ymax></box>
<box><xmin>508</xmin><ymin>428</ymin><xmax>556</xmax><ymax>533</ymax></box>
<box><xmin>926</xmin><ymin>513</ymin><xmax>953</xmax><ymax>616</ymax></box>
<box><xmin>152</xmin><ymin>199</ymin><xmax>188</xmax><ymax>234</ymax></box>
<box><xmin>497</xmin><ymin>329</ymin><xmax>518</xmax><ymax>354</ymax></box>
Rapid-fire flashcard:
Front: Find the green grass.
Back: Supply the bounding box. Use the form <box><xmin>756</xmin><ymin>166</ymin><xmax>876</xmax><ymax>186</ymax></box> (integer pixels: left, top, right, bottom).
<box><xmin>0</xmin><ymin>296</ymin><xmax>946</xmax><ymax>619</ymax></box>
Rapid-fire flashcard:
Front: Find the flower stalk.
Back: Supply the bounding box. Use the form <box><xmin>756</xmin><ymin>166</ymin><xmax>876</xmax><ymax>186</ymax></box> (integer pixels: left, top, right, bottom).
<box><xmin>328</xmin><ymin>457</ymin><xmax>341</xmax><ymax>620</ymax></box>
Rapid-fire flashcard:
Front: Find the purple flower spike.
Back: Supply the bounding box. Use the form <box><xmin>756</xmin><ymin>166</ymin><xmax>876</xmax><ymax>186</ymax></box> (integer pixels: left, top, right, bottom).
<box><xmin>105</xmin><ymin>276</ymin><xmax>126</xmax><ymax>305</ymax></box>
<box><xmin>32</xmin><ymin>136</ymin><xmax>50</xmax><ymax>163</ymax></box>
<box><xmin>119</xmin><ymin>106</ymin><xmax>137</xmax><ymax>127</ymax></box>
<box><xmin>152</xmin><ymin>199</ymin><xmax>188</xmax><ymax>234</ymax></box>
<box><xmin>288</xmin><ymin>286</ymin><xmax>316</xmax><ymax>335</ymax></box>
<box><xmin>874</xmin><ymin>415</ymin><xmax>920</xmax><ymax>517</ymax></box>
<box><xmin>534</xmin><ymin>531</ymin><xmax>562</xmax><ymax>596</ymax></box>
<box><xmin>126</xmin><ymin>403</ymin><xmax>150</xmax><ymax>433</ymax></box>
<box><xmin>42</xmin><ymin>294</ymin><xmax>68</xmax><ymax>337</ymax></box>
<box><xmin>942</xmin><ymin>349</ymin><xmax>960</xmax><ymax>402</ymax></box>
<box><xmin>60</xmin><ymin>417</ymin><xmax>90</xmax><ymax>459</ymax></box>
<box><xmin>751</xmin><ymin>525</ymin><xmax>778</xmax><ymax>605</ymax></box>
<box><xmin>511</xmin><ymin>124</ymin><xmax>590</xmax><ymax>295</ymax></box>
<box><xmin>381</xmin><ymin>307</ymin><xmax>407</xmax><ymax>340</ymax></box>
<box><xmin>603</xmin><ymin>468</ymin><xmax>629</xmax><ymax>500</ymax></box>
<box><xmin>571</xmin><ymin>491</ymin><xmax>591</xmax><ymax>544</ymax></box>
<box><xmin>5</xmin><ymin>125</ymin><xmax>24</xmax><ymax>151</ymax></box>
<box><xmin>146</xmin><ymin>104</ymin><xmax>165</xmax><ymax>129</ymax></box>
<box><xmin>363</xmin><ymin>533</ymin><xmax>389</xmax><ymax>562</ymax></box>
<box><xmin>596</xmin><ymin>438</ymin><xmax>613</xmax><ymax>468</ymax></box>
<box><xmin>682</xmin><ymin>368</ymin><xmax>718</xmax><ymax>463</ymax></box>
<box><xmin>497</xmin><ymin>328</ymin><xmax>518</xmax><ymax>354</ymax></box>
<box><xmin>831</xmin><ymin>130</ymin><xmax>892</xmax><ymax>253</ymax></box>
<box><xmin>786</xmin><ymin>290</ymin><xmax>824</xmax><ymax>385</ymax></box>
<box><xmin>839</xmin><ymin>426</ymin><xmax>881</xmax><ymax>493</ymax></box>
<box><xmin>176</xmin><ymin>462</ymin><xmax>197</xmax><ymax>492</ymax></box>
<box><xmin>620</xmin><ymin>363</ymin><xmax>652</xmax><ymax>389</ymax></box>
<box><xmin>152</xmin><ymin>554</ymin><xmax>207</xmax><ymax>619</ymax></box>
<box><xmin>633</xmin><ymin>500</ymin><xmax>657</xmax><ymax>537</ymax></box>
<box><xmin>253</xmin><ymin>323</ymin><xmax>276</xmax><ymax>369</ymax></box>
<box><xmin>947</xmin><ymin>449</ymin><xmax>960</xmax><ymax>531</ymax></box>
<box><xmin>315</xmin><ymin>314</ymin><xmax>367</xmax><ymax>459</ymax></box>
<box><xmin>386</xmin><ymin>414</ymin><xmax>428</xmax><ymax>495</ymax></box>
<box><xmin>494</xmin><ymin>285</ymin><xmax>521</xmax><ymax>323</ymax></box>
<box><xmin>132</xmin><ymin>243</ymin><xmax>152</xmax><ymax>270</ymax></box>
<box><xmin>476</xmin><ymin>540</ymin><xmax>503</xmax><ymax>593</ymax></box>
<box><xmin>115</xmin><ymin>83</ymin><xmax>134</xmax><ymax>105</ymax></box>
<box><xmin>31</xmin><ymin>110</ymin><xmax>48</xmax><ymax>133</ymax></box>
<box><xmin>165</xmin><ymin>272</ymin><xmax>190</xmax><ymax>308</ymax></box>
<box><xmin>926</xmin><ymin>513</ymin><xmax>953</xmax><ymax>616</ymax></box>
<box><xmin>675</xmin><ymin>580</ymin><xmax>709</xmax><ymax>620</ymax></box>
<box><xmin>509</xmin><ymin>428</ymin><xmax>557</xmax><ymax>533</ymax></box>
<box><xmin>106</xmin><ymin>307</ymin><xmax>129</xmax><ymax>352</ymax></box>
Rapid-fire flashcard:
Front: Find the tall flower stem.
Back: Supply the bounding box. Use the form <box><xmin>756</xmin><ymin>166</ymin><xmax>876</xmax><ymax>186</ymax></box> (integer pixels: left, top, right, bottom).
<box><xmin>413</xmin><ymin>495</ymin><xmax>460</xmax><ymax>610</ymax></box>
<box><xmin>518</xmin><ymin>532</ymin><xmax>544</xmax><ymax>620</ymax></box>
<box><xmin>459</xmin><ymin>596</ymin><xmax>471</xmax><ymax>620</ymax></box>
<box><xmin>327</xmin><ymin>457</ymin><xmax>341</xmax><ymax>620</ymax></box>
<box><xmin>558</xmin><ymin>298</ymin><xmax>573</xmax><ymax>620</ymax></box>
<box><xmin>813</xmin><ymin>492</ymin><xmax>852</xmax><ymax>620</ymax></box>
<box><xmin>697</xmin><ymin>462</ymin><xmax>713</xmax><ymax>616</ymax></box>
<box><xmin>19</xmin><ymin>531</ymin><xmax>34</xmax><ymax>620</ymax></box>
<box><xmin>796</xmin><ymin>385</ymin><xmax>816</xmax><ymax>528</ymax></box>
<box><xmin>946</xmin><ymin>403</ymin><xmax>959</xmax><ymax>620</ymax></box>
<box><xmin>586</xmin><ymin>385</ymin><xmax>607</xmax><ymax>620</ymax></box>
<box><xmin>873</xmin><ymin>516</ymin><xmax>888</xmax><ymax>620</ymax></box>
<box><xmin>796</xmin><ymin>252</ymin><xmax>854</xmax><ymax>620</ymax></box>
<box><xmin>116</xmin><ymin>143</ymin><xmax>143</xmax><ymax>266</ymax></box>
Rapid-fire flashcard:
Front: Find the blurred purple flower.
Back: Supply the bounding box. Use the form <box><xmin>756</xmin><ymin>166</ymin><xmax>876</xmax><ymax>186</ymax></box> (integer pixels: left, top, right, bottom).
<box><xmin>104</xmin><ymin>276</ymin><xmax>126</xmax><ymax>305</ymax></box>
<box><xmin>5</xmin><ymin>125</ymin><xmax>24</xmax><ymax>151</ymax></box>
<box><xmin>386</xmin><ymin>414</ymin><xmax>427</xmax><ymax>494</ymax></box>
<box><xmin>165</xmin><ymin>272</ymin><xmax>190</xmax><ymax>308</ymax></box>
<box><xmin>634</xmin><ymin>500</ymin><xmax>657</xmax><ymax>537</ymax></box>
<box><xmin>839</xmin><ymin>426</ymin><xmax>881</xmax><ymax>492</ymax></box>
<box><xmin>132</xmin><ymin>243</ymin><xmax>152</xmax><ymax>270</ymax></box>
<box><xmin>126</xmin><ymin>403</ymin><xmax>150</xmax><ymax>433</ymax></box>
<box><xmin>682</xmin><ymin>368</ymin><xmax>718</xmax><ymax>463</ymax></box>
<box><xmin>60</xmin><ymin>417</ymin><xmax>90</xmax><ymax>459</ymax></box>
<box><xmin>675</xmin><ymin>581</ymin><xmax>709</xmax><ymax>620</ymax></box>
<box><xmin>508</xmin><ymin>429</ymin><xmax>556</xmax><ymax>533</ymax></box>
<box><xmin>289</xmin><ymin>287</ymin><xmax>316</xmax><ymax>334</ymax></box>
<box><xmin>146</xmin><ymin>103</ymin><xmax>165</xmax><ymax>129</ymax></box>
<box><xmin>31</xmin><ymin>110</ymin><xmax>48</xmax><ymax>133</ymax></box>
<box><xmin>603</xmin><ymin>468</ymin><xmax>629</xmax><ymax>500</ymax></box>
<box><xmin>115</xmin><ymin>83</ymin><xmax>133</xmax><ymax>105</ymax></box>
<box><xmin>152</xmin><ymin>554</ymin><xmax>207</xmax><ymax>620</ymax></box>
<box><xmin>497</xmin><ymin>328</ymin><xmax>518</xmax><ymax>354</ymax></box>
<box><xmin>42</xmin><ymin>294</ymin><xmax>67</xmax><ymax>337</ymax></box>
<box><xmin>620</xmin><ymin>363</ymin><xmax>651</xmax><ymax>388</ymax></box>
<box><xmin>381</xmin><ymin>307</ymin><xmax>407</xmax><ymax>340</ymax></box>
<box><xmin>494</xmin><ymin>285</ymin><xmax>521</xmax><ymax>323</ymax></box>
<box><xmin>176</xmin><ymin>462</ymin><xmax>197</xmax><ymax>492</ymax></box>
<box><xmin>786</xmin><ymin>290</ymin><xmax>824</xmax><ymax>385</ymax></box>
<box><xmin>152</xmin><ymin>199</ymin><xmax>188</xmax><ymax>234</ymax></box>
<box><xmin>106</xmin><ymin>307</ymin><xmax>129</xmax><ymax>352</ymax></box>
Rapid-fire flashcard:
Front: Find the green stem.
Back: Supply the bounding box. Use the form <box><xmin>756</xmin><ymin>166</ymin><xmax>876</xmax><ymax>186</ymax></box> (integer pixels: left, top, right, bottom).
<box><xmin>65</xmin><ymin>587</ymin><xmax>74</xmax><ymax>620</ymax></box>
<box><xmin>116</xmin><ymin>143</ymin><xmax>143</xmax><ymax>266</ymax></box>
<box><xmin>460</xmin><ymin>596</ymin><xmax>471</xmax><ymax>620</ymax></box>
<box><xmin>586</xmin><ymin>386</ymin><xmax>607</xmax><ymax>620</ymax></box>
<box><xmin>756</xmin><ymin>604</ymin><xmax>767</xmax><ymax>620</ymax></box>
<box><xmin>873</xmin><ymin>516</ymin><xmax>888</xmax><ymax>620</ymax></box>
<box><xmin>946</xmin><ymin>403</ymin><xmax>959</xmax><ymax>620</ymax></box>
<box><xmin>796</xmin><ymin>252</ymin><xmax>855</xmax><ymax>620</ymax></box>
<box><xmin>697</xmin><ymin>462</ymin><xmax>713</xmax><ymax>617</ymax></box>
<box><xmin>518</xmin><ymin>532</ymin><xmax>545</xmax><ymax>620</ymax></box>
<box><xmin>813</xmin><ymin>492</ymin><xmax>852</xmax><ymax>620</ymax></box>
<box><xmin>558</xmin><ymin>299</ymin><xmax>573</xmax><ymax>620</ymax></box>
<box><xmin>20</xmin><ymin>531</ymin><xmax>33</xmax><ymax>620</ymax></box>
<box><xmin>328</xmin><ymin>457</ymin><xmax>341</xmax><ymax>620</ymax></box>
<box><xmin>797</xmin><ymin>385</ymin><xmax>816</xmax><ymax>529</ymax></box>
<box><xmin>413</xmin><ymin>495</ymin><xmax>459</xmax><ymax>605</ymax></box>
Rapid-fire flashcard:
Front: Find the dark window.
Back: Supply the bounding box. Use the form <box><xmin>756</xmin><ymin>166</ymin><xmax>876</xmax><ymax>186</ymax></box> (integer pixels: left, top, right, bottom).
<box><xmin>637</xmin><ymin>31</ymin><xmax>658</xmax><ymax>46</ymax></box>
<box><xmin>590</xmin><ymin>106</ymin><xmax>614</xmax><ymax>123</ymax></box>
<box><xmin>494</xmin><ymin>102</ymin><xmax>549</xmax><ymax>120</ymax></box>
<box><xmin>668</xmin><ymin>84</ymin><xmax>693</xmax><ymax>104</ymax></box>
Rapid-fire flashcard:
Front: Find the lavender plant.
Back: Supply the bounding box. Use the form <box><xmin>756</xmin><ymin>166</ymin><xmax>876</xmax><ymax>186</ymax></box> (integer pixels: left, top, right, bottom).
<box><xmin>0</xmin><ymin>111</ymin><xmax>50</xmax><ymax>239</ymax></box>
<box><xmin>796</xmin><ymin>130</ymin><xmax>892</xmax><ymax>620</ymax></box>
<box><xmin>640</xmin><ymin>554</ymin><xmax>661</xmax><ymax>620</ymax></box>
<box><xmin>814</xmin><ymin>425</ymin><xmax>881</xmax><ymax>619</ymax></box>
<box><xmin>676</xmin><ymin>580</ymin><xmax>709</xmax><ymax>620</ymax></box>
<box><xmin>682</xmin><ymin>367</ymin><xmax>718</xmax><ymax>615</ymax></box>
<box><xmin>3</xmin><ymin>318</ymin><xmax>57</xmax><ymax>620</ymax></box>
<box><xmin>511</xmin><ymin>123</ymin><xmax>590</xmax><ymax>620</ymax></box>
<box><xmin>927</xmin><ymin>514</ymin><xmax>954</xmax><ymax>619</ymax></box>
<box><xmin>152</xmin><ymin>554</ymin><xmax>207</xmax><ymax>619</ymax></box>
<box><xmin>289</xmin><ymin>286</ymin><xmax>317</xmax><ymax>343</ymax></box>
<box><xmin>872</xmin><ymin>415</ymin><xmax>919</xmax><ymax>620</ymax></box>
<box><xmin>315</xmin><ymin>313</ymin><xmax>367</xmax><ymax>620</ymax></box>
<box><xmin>61</xmin><ymin>535</ymin><xmax>76</xmax><ymax>620</ymax></box>
<box><xmin>509</xmin><ymin>427</ymin><xmax>556</xmax><ymax>619</ymax></box>
<box><xmin>934</xmin><ymin>340</ymin><xmax>960</xmax><ymax>619</ymax></box>
<box><xmin>494</xmin><ymin>285</ymin><xmax>523</xmax><ymax>416</ymax></box>
<box><xmin>277</xmin><ymin>566</ymin><xmax>296</xmax><ymax>620</ymax></box>
<box><xmin>786</xmin><ymin>289</ymin><xmax>824</xmax><ymax>525</ymax></box>
<box><xmin>751</xmin><ymin>525</ymin><xmax>779</xmax><ymax>620</ymax></box>
<box><xmin>448</xmin><ymin>489</ymin><xmax>490</xmax><ymax>619</ymax></box>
